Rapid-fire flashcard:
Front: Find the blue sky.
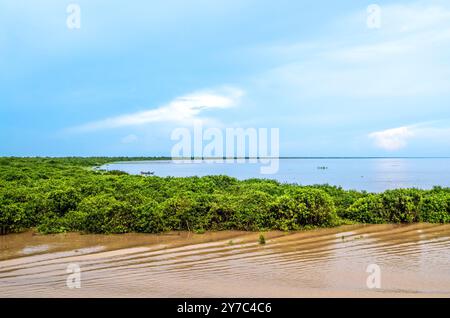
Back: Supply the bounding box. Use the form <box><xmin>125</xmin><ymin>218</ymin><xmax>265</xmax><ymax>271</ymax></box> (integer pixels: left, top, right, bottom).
<box><xmin>1</xmin><ymin>0</ymin><xmax>450</xmax><ymax>157</ymax></box>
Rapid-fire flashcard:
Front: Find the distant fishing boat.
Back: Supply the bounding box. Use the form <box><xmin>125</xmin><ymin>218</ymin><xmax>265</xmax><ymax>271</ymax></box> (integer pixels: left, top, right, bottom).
<box><xmin>140</xmin><ymin>171</ymin><xmax>155</xmax><ymax>176</ymax></box>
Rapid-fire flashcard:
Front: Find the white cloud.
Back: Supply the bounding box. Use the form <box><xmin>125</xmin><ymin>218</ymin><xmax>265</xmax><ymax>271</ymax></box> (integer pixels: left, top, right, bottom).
<box><xmin>253</xmin><ymin>2</ymin><xmax>450</xmax><ymax>98</ymax></box>
<box><xmin>369</xmin><ymin>122</ymin><xmax>450</xmax><ymax>151</ymax></box>
<box><xmin>369</xmin><ymin>126</ymin><xmax>415</xmax><ymax>151</ymax></box>
<box><xmin>70</xmin><ymin>87</ymin><xmax>243</xmax><ymax>132</ymax></box>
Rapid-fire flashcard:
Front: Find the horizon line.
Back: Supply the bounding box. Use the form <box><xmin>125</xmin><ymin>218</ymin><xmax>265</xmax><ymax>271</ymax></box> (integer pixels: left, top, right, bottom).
<box><xmin>3</xmin><ymin>156</ymin><xmax>450</xmax><ymax>159</ymax></box>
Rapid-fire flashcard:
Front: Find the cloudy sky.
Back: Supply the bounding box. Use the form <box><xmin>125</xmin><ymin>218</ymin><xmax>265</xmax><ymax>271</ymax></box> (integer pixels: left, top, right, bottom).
<box><xmin>1</xmin><ymin>0</ymin><xmax>450</xmax><ymax>157</ymax></box>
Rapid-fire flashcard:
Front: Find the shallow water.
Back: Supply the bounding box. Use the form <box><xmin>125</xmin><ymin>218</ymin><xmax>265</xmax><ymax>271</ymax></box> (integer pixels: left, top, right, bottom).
<box><xmin>104</xmin><ymin>158</ymin><xmax>450</xmax><ymax>192</ymax></box>
<box><xmin>1</xmin><ymin>224</ymin><xmax>450</xmax><ymax>297</ymax></box>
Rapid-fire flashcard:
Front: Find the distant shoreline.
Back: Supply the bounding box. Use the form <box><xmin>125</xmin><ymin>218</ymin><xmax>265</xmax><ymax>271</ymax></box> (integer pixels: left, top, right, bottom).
<box><xmin>2</xmin><ymin>156</ymin><xmax>450</xmax><ymax>160</ymax></box>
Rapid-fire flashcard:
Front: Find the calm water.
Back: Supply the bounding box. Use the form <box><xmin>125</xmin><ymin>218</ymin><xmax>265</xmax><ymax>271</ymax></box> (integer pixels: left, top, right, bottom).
<box><xmin>104</xmin><ymin>158</ymin><xmax>450</xmax><ymax>192</ymax></box>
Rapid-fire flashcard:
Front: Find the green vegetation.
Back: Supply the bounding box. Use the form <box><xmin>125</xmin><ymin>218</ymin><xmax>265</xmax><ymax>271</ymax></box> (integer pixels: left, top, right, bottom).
<box><xmin>1</xmin><ymin>157</ymin><xmax>450</xmax><ymax>235</ymax></box>
<box><xmin>259</xmin><ymin>234</ymin><xmax>266</xmax><ymax>245</ymax></box>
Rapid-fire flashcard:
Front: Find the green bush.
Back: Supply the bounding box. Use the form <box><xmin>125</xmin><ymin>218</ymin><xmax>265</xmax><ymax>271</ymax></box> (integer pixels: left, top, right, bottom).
<box><xmin>62</xmin><ymin>210</ymin><xmax>89</xmax><ymax>231</ymax></box>
<box><xmin>77</xmin><ymin>195</ymin><xmax>135</xmax><ymax>233</ymax></box>
<box><xmin>270</xmin><ymin>188</ymin><xmax>337</xmax><ymax>231</ymax></box>
<box><xmin>419</xmin><ymin>194</ymin><xmax>450</xmax><ymax>223</ymax></box>
<box><xmin>37</xmin><ymin>214</ymin><xmax>69</xmax><ymax>234</ymax></box>
<box><xmin>259</xmin><ymin>234</ymin><xmax>266</xmax><ymax>245</ymax></box>
<box><xmin>345</xmin><ymin>195</ymin><xmax>386</xmax><ymax>223</ymax></box>
<box><xmin>312</xmin><ymin>185</ymin><xmax>366</xmax><ymax>218</ymax></box>
<box><xmin>381</xmin><ymin>189</ymin><xmax>422</xmax><ymax>223</ymax></box>
<box><xmin>345</xmin><ymin>190</ymin><xmax>425</xmax><ymax>224</ymax></box>
<box><xmin>133</xmin><ymin>200</ymin><xmax>166</xmax><ymax>233</ymax></box>
<box><xmin>209</xmin><ymin>194</ymin><xmax>239</xmax><ymax>230</ymax></box>
<box><xmin>46</xmin><ymin>187</ymin><xmax>80</xmax><ymax>216</ymax></box>
<box><xmin>157</xmin><ymin>193</ymin><xmax>214</xmax><ymax>232</ymax></box>
<box><xmin>0</xmin><ymin>203</ymin><xmax>29</xmax><ymax>233</ymax></box>
<box><xmin>1</xmin><ymin>157</ymin><xmax>450</xmax><ymax>235</ymax></box>
<box><xmin>229</xmin><ymin>191</ymin><xmax>273</xmax><ymax>230</ymax></box>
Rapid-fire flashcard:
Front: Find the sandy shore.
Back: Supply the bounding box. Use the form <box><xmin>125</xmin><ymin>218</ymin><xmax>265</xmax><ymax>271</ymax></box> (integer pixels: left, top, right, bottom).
<box><xmin>1</xmin><ymin>224</ymin><xmax>450</xmax><ymax>297</ymax></box>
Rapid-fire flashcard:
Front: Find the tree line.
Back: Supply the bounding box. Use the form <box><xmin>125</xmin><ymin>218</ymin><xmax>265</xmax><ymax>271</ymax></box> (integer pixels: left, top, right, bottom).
<box><xmin>1</xmin><ymin>157</ymin><xmax>449</xmax><ymax>234</ymax></box>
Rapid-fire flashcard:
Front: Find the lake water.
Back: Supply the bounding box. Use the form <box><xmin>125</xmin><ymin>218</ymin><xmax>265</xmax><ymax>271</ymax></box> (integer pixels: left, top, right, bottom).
<box><xmin>104</xmin><ymin>158</ymin><xmax>450</xmax><ymax>192</ymax></box>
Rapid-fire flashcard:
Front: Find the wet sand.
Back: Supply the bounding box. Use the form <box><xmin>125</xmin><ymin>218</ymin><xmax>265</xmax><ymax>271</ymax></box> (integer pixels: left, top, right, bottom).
<box><xmin>1</xmin><ymin>224</ymin><xmax>450</xmax><ymax>297</ymax></box>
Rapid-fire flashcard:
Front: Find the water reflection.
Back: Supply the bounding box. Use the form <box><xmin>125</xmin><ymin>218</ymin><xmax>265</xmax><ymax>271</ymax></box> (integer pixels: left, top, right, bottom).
<box><xmin>105</xmin><ymin>158</ymin><xmax>450</xmax><ymax>192</ymax></box>
<box><xmin>372</xmin><ymin>159</ymin><xmax>412</xmax><ymax>190</ymax></box>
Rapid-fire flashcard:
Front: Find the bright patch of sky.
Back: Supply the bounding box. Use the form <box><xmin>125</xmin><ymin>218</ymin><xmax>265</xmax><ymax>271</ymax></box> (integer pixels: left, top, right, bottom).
<box><xmin>1</xmin><ymin>0</ymin><xmax>450</xmax><ymax>156</ymax></box>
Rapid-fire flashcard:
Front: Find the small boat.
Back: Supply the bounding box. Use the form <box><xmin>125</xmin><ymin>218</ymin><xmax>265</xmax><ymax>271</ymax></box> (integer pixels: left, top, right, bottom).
<box><xmin>140</xmin><ymin>171</ymin><xmax>155</xmax><ymax>176</ymax></box>
<box><xmin>317</xmin><ymin>166</ymin><xmax>328</xmax><ymax>170</ymax></box>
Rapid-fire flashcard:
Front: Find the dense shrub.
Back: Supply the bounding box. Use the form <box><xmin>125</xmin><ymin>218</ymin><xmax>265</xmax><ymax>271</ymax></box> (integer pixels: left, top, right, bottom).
<box><xmin>419</xmin><ymin>194</ymin><xmax>450</xmax><ymax>223</ymax></box>
<box><xmin>381</xmin><ymin>189</ymin><xmax>422</xmax><ymax>223</ymax></box>
<box><xmin>37</xmin><ymin>214</ymin><xmax>69</xmax><ymax>234</ymax></box>
<box><xmin>133</xmin><ymin>200</ymin><xmax>166</xmax><ymax>233</ymax></box>
<box><xmin>1</xmin><ymin>157</ymin><xmax>450</xmax><ymax>235</ymax></box>
<box><xmin>345</xmin><ymin>195</ymin><xmax>386</xmax><ymax>224</ymax></box>
<box><xmin>344</xmin><ymin>189</ymin><xmax>442</xmax><ymax>224</ymax></box>
<box><xmin>312</xmin><ymin>185</ymin><xmax>365</xmax><ymax>218</ymax></box>
<box><xmin>208</xmin><ymin>194</ymin><xmax>239</xmax><ymax>229</ymax></box>
<box><xmin>46</xmin><ymin>187</ymin><xmax>80</xmax><ymax>216</ymax></box>
<box><xmin>0</xmin><ymin>203</ymin><xmax>29</xmax><ymax>232</ymax></box>
<box><xmin>77</xmin><ymin>195</ymin><xmax>136</xmax><ymax>233</ymax></box>
<box><xmin>157</xmin><ymin>194</ymin><xmax>208</xmax><ymax>231</ymax></box>
<box><xmin>270</xmin><ymin>188</ymin><xmax>337</xmax><ymax>230</ymax></box>
<box><xmin>233</xmin><ymin>191</ymin><xmax>273</xmax><ymax>230</ymax></box>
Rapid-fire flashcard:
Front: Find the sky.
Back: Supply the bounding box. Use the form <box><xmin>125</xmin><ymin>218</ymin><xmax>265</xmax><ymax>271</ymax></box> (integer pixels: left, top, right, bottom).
<box><xmin>1</xmin><ymin>0</ymin><xmax>450</xmax><ymax>157</ymax></box>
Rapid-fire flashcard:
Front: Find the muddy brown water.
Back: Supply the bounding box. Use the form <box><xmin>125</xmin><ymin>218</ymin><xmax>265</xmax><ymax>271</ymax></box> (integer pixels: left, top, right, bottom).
<box><xmin>1</xmin><ymin>224</ymin><xmax>450</xmax><ymax>297</ymax></box>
